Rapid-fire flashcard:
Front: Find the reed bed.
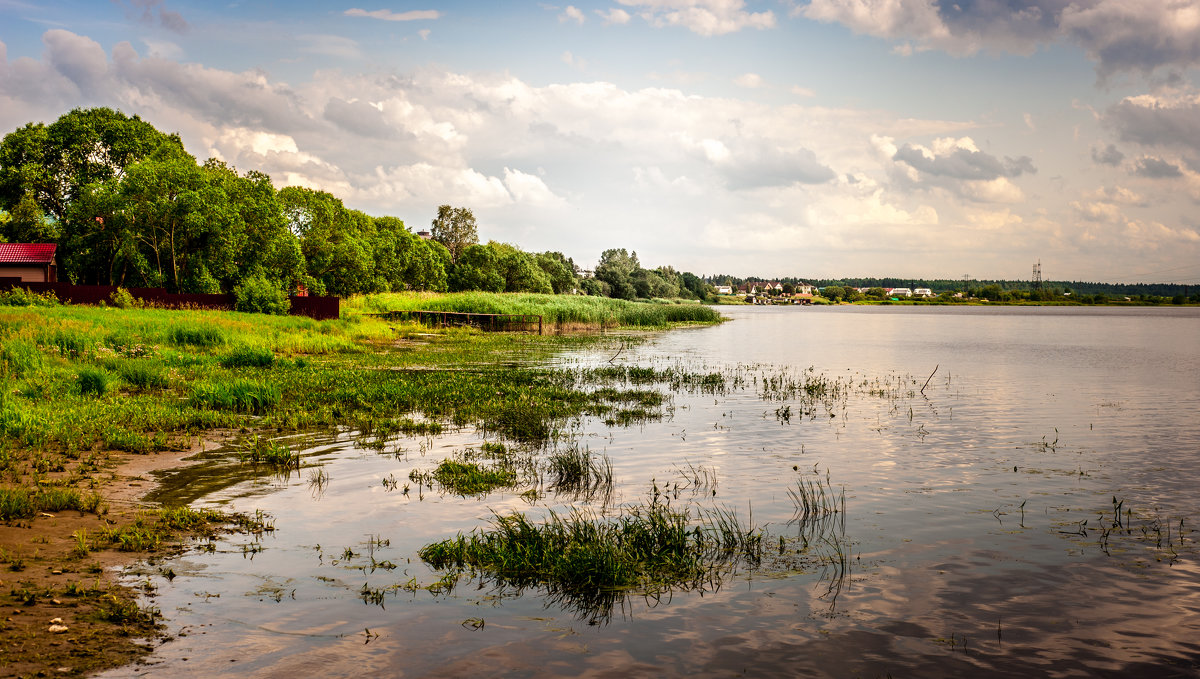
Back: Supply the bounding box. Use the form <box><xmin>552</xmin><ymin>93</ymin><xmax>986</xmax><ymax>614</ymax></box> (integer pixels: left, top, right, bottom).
<box><xmin>346</xmin><ymin>291</ymin><xmax>723</xmax><ymax>329</ymax></box>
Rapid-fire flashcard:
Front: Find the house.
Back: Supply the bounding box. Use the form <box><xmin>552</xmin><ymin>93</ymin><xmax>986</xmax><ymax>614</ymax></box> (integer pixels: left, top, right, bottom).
<box><xmin>913</xmin><ymin>288</ymin><xmax>934</xmax><ymax>297</ymax></box>
<box><xmin>887</xmin><ymin>288</ymin><xmax>913</xmax><ymax>297</ymax></box>
<box><xmin>716</xmin><ymin>285</ymin><xmax>733</xmax><ymax>295</ymax></box>
<box><xmin>0</xmin><ymin>243</ymin><xmax>57</xmax><ymax>282</ymax></box>
<box><xmin>415</xmin><ymin>230</ymin><xmax>432</xmax><ymax>240</ymax></box>
<box><xmin>794</xmin><ymin>282</ymin><xmax>816</xmax><ymax>295</ymax></box>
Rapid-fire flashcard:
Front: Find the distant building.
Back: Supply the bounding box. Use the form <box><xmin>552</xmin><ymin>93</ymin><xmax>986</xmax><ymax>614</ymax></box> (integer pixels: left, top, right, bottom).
<box><xmin>913</xmin><ymin>288</ymin><xmax>934</xmax><ymax>297</ymax></box>
<box><xmin>794</xmin><ymin>282</ymin><xmax>816</xmax><ymax>295</ymax></box>
<box><xmin>415</xmin><ymin>230</ymin><xmax>432</xmax><ymax>240</ymax></box>
<box><xmin>716</xmin><ymin>285</ymin><xmax>733</xmax><ymax>295</ymax></box>
<box><xmin>887</xmin><ymin>288</ymin><xmax>913</xmax><ymax>297</ymax></box>
<box><xmin>0</xmin><ymin>243</ymin><xmax>57</xmax><ymax>282</ymax></box>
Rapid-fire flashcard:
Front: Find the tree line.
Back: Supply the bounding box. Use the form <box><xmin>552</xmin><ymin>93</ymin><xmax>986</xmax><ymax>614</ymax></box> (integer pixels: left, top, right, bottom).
<box><xmin>0</xmin><ymin>107</ymin><xmax>716</xmax><ymax>304</ymax></box>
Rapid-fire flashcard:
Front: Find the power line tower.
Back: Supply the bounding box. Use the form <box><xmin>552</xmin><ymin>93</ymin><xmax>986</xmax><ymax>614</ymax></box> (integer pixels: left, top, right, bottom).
<box><xmin>1032</xmin><ymin>259</ymin><xmax>1043</xmax><ymax>290</ymax></box>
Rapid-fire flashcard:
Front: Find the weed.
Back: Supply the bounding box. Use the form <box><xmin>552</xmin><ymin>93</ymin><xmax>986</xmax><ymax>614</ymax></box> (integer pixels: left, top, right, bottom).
<box><xmin>77</xmin><ymin>367</ymin><xmax>111</xmax><ymax>396</ymax></box>
<box><xmin>220</xmin><ymin>345</ymin><xmax>275</xmax><ymax>369</ymax></box>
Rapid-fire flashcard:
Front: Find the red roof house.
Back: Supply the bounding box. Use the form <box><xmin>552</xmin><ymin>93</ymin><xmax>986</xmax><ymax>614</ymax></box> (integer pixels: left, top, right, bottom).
<box><xmin>0</xmin><ymin>243</ymin><xmax>58</xmax><ymax>282</ymax></box>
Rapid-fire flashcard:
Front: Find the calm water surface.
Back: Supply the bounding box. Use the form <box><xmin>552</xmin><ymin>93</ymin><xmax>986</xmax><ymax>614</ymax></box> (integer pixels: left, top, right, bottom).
<box><xmin>101</xmin><ymin>305</ymin><xmax>1200</xmax><ymax>678</ymax></box>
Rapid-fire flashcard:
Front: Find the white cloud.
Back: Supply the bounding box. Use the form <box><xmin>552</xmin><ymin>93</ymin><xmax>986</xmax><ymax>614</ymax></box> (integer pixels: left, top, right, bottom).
<box><xmin>596</xmin><ymin>8</ymin><xmax>632</xmax><ymax>25</ymax></box>
<box><xmin>297</xmin><ymin>34</ymin><xmax>364</xmax><ymax>60</ymax></box>
<box><xmin>617</xmin><ymin>0</ymin><xmax>775</xmax><ymax>36</ymax></box>
<box><xmin>418</xmin><ymin>29</ymin><xmax>431</xmax><ymax>40</ymax></box>
<box><xmin>344</xmin><ymin>9</ymin><xmax>440</xmax><ymax>22</ymax></box>
<box><xmin>559</xmin><ymin>5</ymin><xmax>585</xmax><ymax>24</ymax></box>
<box><xmin>733</xmin><ymin>72</ymin><xmax>762</xmax><ymax>88</ymax></box>
<box><xmin>503</xmin><ymin>168</ymin><xmax>566</xmax><ymax>206</ymax></box>
<box><xmin>141</xmin><ymin>38</ymin><xmax>183</xmax><ymax>61</ymax></box>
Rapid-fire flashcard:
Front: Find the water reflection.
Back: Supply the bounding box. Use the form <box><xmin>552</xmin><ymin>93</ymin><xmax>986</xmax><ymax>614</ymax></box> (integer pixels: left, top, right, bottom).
<box><xmin>100</xmin><ymin>306</ymin><xmax>1200</xmax><ymax>678</ymax></box>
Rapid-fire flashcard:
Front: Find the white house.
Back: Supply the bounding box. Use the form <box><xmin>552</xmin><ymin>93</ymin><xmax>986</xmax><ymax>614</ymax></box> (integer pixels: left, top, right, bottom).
<box><xmin>887</xmin><ymin>288</ymin><xmax>913</xmax><ymax>297</ymax></box>
<box><xmin>913</xmin><ymin>288</ymin><xmax>934</xmax><ymax>297</ymax></box>
<box><xmin>716</xmin><ymin>285</ymin><xmax>733</xmax><ymax>295</ymax></box>
<box><xmin>795</xmin><ymin>282</ymin><xmax>816</xmax><ymax>295</ymax></box>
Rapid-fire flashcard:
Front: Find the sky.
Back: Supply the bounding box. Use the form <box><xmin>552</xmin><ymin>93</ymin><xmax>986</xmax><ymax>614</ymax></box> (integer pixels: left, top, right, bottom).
<box><xmin>2</xmin><ymin>1</ymin><xmax>1200</xmax><ymax>283</ymax></box>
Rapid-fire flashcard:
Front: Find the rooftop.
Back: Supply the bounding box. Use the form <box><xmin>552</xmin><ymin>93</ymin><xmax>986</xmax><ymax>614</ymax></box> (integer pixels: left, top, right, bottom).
<box><xmin>0</xmin><ymin>243</ymin><xmax>57</xmax><ymax>264</ymax></box>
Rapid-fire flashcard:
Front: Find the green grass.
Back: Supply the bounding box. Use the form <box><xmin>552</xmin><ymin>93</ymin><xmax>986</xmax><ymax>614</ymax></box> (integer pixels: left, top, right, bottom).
<box><xmin>346</xmin><ymin>291</ymin><xmax>723</xmax><ymax>329</ymax></box>
<box><xmin>419</xmin><ymin>500</ymin><xmax>763</xmax><ymax>622</ymax></box>
<box><xmin>410</xmin><ymin>459</ymin><xmax>518</xmax><ymax>495</ymax></box>
<box><xmin>0</xmin><ymin>486</ymin><xmax>103</xmax><ymax>520</ymax></box>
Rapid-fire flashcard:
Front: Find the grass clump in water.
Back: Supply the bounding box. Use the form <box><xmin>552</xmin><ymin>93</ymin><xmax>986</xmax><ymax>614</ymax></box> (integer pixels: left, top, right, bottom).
<box><xmin>419</xmin><ymin>500</ymin><xmax>763</xmax><ymax>622</ymax></box>
<box><xmin>0</xmin><ymin>487</ymin><xmax>103</xmax><ymax>520</ymax></box>
<box><xmin>237</xmin><ymin>435</ymin><xmax>299</xmax><ymax>468</ymax></box>
<box><xmin>546</xmin><ymin>444</ymin><xmax>613</xmax><ymax>500</ymax></box>
<box><xmin>410</xmin><ymin>459</ymin><xmax>517</xmax><ymax>495</ymax></box>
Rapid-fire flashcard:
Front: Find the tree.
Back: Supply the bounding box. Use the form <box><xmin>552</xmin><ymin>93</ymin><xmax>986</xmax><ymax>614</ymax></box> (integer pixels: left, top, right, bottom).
<box><xmin>430</xmin><ymin>205</ymin><xmax>478</xmax><ymax>263</ymax></box>
<box><xmin>595</xmin><ymin>248</ymin><xmax>640</xmax><ymax>300</ymax></box>
<box><xmin>0</xmin><ymin>108</ymin><xmax>185</xmax><ymax>222</ymax></box>
<box><xmin>535</xmin><ymin>251</ymin><xmax>578</xmax><ymax>294</ymax></box>
<box><xmin>449</xmin><ymin>243</ymin><xmax>504</xmax><ymax>292</ymax></box>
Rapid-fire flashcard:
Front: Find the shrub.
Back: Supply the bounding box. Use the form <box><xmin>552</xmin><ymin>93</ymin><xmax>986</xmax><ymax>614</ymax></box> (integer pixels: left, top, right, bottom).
<box><xmin>0</xmin><ymin>288</ymin><xmax>59</xmax><ymax>307</ymax></box>
<box><xmin>234</xmin><ymin>275</ymin><xmax>291</xmax><ymax>315</ymax></box>
<box><xmin>117</xmin><ymin>360</ymin><xmax>169</xmax><ymax>390</ymax></box>
<box><xmin>108</xmin><ymin>288</ymin><xmax>144</xmax><ymax>309</ymax></box>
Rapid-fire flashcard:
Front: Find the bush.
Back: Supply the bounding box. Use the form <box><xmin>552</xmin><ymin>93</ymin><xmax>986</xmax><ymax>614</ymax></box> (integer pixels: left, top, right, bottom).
<box><xmin>0</xmin><ymin>288</ymin><xmax>59</xmax><ymax>307</ymax></box>
<box><xmin>234</xmin><ymin>275</ymin><xmax>290</xmax><ymax>315</ymax></box>
<box><xmin>108</xmin><ymin>288</ymin><xmax>144</xmax><ymax>309</ymax></box>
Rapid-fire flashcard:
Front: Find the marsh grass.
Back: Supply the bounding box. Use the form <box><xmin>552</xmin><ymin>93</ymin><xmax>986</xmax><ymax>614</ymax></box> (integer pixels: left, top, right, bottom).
<box><xmin>237</xmin><ymin>435</ymin><xmax>299</xmax><ymax>468</ymax></box>
<box><xmin>419</xmin><ymin>499</ymin><xmax>764</xmax><ymax>622</ymax></box>
<box><xmin>546</xmin><ymin>443</ymin><xmax>613</xmax><ymax>502</ymax></box>
<box><xmin>349</xmin><ymin>291</ymin><xmax>723</xmax><ymax>330</ymax></box>
<box><xmin>410</xmin><ymin>459</ymin><xmax>518</xmax><ymax>496</ymax></box>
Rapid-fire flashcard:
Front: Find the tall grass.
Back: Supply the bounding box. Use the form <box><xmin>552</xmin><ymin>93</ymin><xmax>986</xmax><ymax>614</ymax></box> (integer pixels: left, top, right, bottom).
<box><xmin>347</xmin><ymin>291</ymin><xmax>723</xmax><ymax>329</ymax></box>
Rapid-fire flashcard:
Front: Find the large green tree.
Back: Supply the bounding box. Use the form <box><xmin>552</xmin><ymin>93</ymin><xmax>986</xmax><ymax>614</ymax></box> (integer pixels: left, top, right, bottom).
<box><xmin>430</xmin><ymin>205</ymin><xmax>478</xmax><ymax>263</ymax></box>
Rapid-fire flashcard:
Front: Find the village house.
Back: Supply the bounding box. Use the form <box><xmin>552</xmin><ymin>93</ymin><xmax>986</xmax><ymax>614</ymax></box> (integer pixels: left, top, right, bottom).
<box><xmin>913</xmin><ymin>288</ymin><xmax>934</xmax><ymax>297</ymax></box>
<box><xmin>0</xmin><ymin>243</ymin><xmax>57</xmax><ymax>282</ymax></box>
<box><xmin>887</xmin><ymin>288</ymin><xmax>913</xmax><ymax>297</ymax></box>
<box><xmin>716</xmin><ymin>285</ymin><xmax>733</xmax><ymax>295</ymax></box>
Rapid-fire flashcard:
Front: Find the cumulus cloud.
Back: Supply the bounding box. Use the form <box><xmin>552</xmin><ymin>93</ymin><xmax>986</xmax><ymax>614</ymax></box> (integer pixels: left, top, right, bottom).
<box><xmin>559</xmin><ymin>5</ymin><xmax>585</xmax><ymax>24</ymax></box>
<box><xmin>616</xmin><ymin>0</ymin><xmax>775</xmax><ymax>36</ymax></box>
<box><xmin>885</xmin><ymin>136</ymin><xmax>1034</xmax><ymax>204</ymax></box>
<box><xmin>800</xmin><ymin>0</ymin><xmax>1200</xmax><ymax>79</ymax></box>
<box><xmin>596</xmin><ymin>8</ymin><xmax>632</xmax><ymax>24</ymax></box>
<box><xmin>893</xmin><ymin>137</ymin><xmax>1035</xmax><ymax>181</ymax></box>
<box><xmin>298</xmin><ymin>34</ymin><xmax>365</xmax><ymax>60</ymax></box>
<box><xmin>1134</xmin><ymin>156</ymin><xmax>1183</xmax><ymax>178</ymax></box>
<box><xmin>1106</xmin><ymin>92</ymin><xmax>1200</xmax><ymax>155</ymax></box>
<box><xmin>344</xmin><ymin>9</ymin><xmax>441</xmax><ymax>21</ymax></box>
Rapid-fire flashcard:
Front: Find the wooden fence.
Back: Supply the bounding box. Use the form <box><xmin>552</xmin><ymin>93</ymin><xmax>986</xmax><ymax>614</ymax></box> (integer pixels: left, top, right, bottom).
<box><xmin>375</xmin><ymin>310</ymin><xmax>543</xmax><ymax>334</ymax></box>
<box><xmin>0</xmin><ymin>279</ymin><xmax>340</xmax><ymax>320</ymax></box>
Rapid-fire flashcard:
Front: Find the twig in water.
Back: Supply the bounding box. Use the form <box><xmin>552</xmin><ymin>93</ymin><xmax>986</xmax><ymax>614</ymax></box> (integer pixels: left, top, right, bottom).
<box><xmin>920</xmin><ymin>364</ymin><xmax>939</xmax><ymax>395</ymax></box>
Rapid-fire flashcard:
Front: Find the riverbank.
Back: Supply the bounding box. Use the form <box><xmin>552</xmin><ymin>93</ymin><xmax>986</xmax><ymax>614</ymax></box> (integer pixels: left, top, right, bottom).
<box><xmin>0</xmin><ymin>293</ymin><xmax>719</xmax><ymax>676</ymax></box>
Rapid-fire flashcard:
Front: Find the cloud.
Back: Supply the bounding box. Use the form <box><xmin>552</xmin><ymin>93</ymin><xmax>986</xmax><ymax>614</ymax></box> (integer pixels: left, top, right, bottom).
<box><xmin>616</xmin><ymin>0</ymin><xmax>775</xmax><ymax>36</ymax></box>
<box><xmin>733</xmin><ymin>72</ymin><xmax>762</xmax><ymax>88</ymax></box>
<box><xmin>596</xmin><ymin>8</ymin><xmax>632</xmax><ymax>25</ymax></box>
<box><xmin>1085</xmin><ymin>185</ymin><xmax>1147</xmax><ymax>206</ymax></box>
<box><xmin>297</xmin><ymin>34</ymin><xmax>364</xmax><ymax>60</ymax></box>
<box><xmin>701</xmin><ymin>136</ymin><xmax>835</xmax><ymax>189</ymax></box>
<box><xmin>885</xmin><ymin>136</ymin><xmax>1034</xmax><ymax>204</ymax></box>
<box><xmin>119</xmin><ymin>0</ymin><xmax>189</xmax><ymax>34</ymax></box>
<box><xmin>344</xmin><ymin>9</ymin><xmax>441</xmax><ymax>22</ymax></box>
<box><xmin>1134</xmin><ymin>156</ymin><xmax>1183</xmax><ymax>178</ymax></box>
<box><xmin>799</xmin><ymin>0</ymin><xmax>1200</xmax><ymax>79</ymax></box>
<box><xmin>1091</xmin><ymin>143</ymin><xmax>1125</xmax><ymax>166</ymax></box>
<box><xmin>1106</xmin><ymin>92</ymin><xmax>1200</xmax><ymax>155</ymax></box>
<box><xmin>893</xmin><ymin>137</ymin><xmax>1035</xmax><ymax>181</ymax></box>
<box><xmin>559</xmin><ymin>5</ymin><xmax>585</xmax><ymax>24</ymax></box>
<box><xmin>323</xmin><ymin>97</ymin><xmax>396</xmax><ymax>139</ymax></box>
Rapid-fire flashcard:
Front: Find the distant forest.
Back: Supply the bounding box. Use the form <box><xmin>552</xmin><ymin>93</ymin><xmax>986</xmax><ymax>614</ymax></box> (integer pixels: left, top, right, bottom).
<box><xmin>708</xmin><ymin>275</ymin><xmax>1197</xmax><ymax>300</ymax></box>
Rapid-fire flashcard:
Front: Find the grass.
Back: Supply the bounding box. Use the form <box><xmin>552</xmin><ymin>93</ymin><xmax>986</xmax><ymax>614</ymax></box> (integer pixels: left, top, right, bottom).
<box><xmin>409</xmin><ymin>459</ymin><xmax>518</xmax><ymax>496</ymax></box>
<box><xmin>237</xmin><ymin>435</ymin><xmax>299</xmax><ymax>468</ymax></box>
<box><xmin>546</xmin><ymin>443</ymin><xmax>613</xmax><ymax>501</ymax></box>
<box><xmin>346</xmin><ymin>291</ymin><xmax>724</xmax><ymax>330</ymax></box>
<box><xmin>0</xmin><ymin>486</ymin><xmax>103</xmax><ymax>520</ymax></box>
<box><xmin>419</xmin><ymin>500</ymin><xmax>763</xmax><ymax>622</ymax></box>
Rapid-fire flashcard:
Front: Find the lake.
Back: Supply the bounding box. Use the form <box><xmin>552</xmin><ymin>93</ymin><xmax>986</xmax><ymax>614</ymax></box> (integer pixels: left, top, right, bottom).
<box><xmin>100</xmin><ymin>305</ymin><xmax>1200</xmax><ymax>678</ymax></box>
